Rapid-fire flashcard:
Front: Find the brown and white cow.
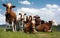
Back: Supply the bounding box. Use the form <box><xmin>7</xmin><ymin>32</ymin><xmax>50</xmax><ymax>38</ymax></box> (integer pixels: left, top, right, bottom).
<box><xmin>34</xmin><ymin>15</ymin><xmax>41</xmax><ymax>27</ymax></box>
<box><xmin>24</xmin><ymin>16</ymin><xmax>37</xmax><ymax>33</ymax></box>
<box><xmin>36</xmin><ymin>20</ymin><xmax>53</xmax><ymax>32</ymax></box>
<box><xmin>2</xmin><ymin>3</ymin><xmax>17</xmax><ymax>32</ymax></box>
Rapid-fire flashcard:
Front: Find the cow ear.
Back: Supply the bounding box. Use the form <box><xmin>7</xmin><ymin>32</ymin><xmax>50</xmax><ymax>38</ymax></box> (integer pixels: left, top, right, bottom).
<box><xmin>19</xmin><ymin>13</ymin><xmax>21</xmax><ymax>15</ymax></box>
<box><xmin>2</xmin><ymin>4</ymin><xmax>7</xmax><ymax>7</ymax></box>
<box><xmin>24</xmin><ymin>13</ymin><xmax>26</xmax><ymax>15</ymax></box>
<box><xmin>38</xmin><ymin>17</ymin><xmax>40</xmax><ymax>18</ymax></box>
<box><xmin>11</xmin><ymin>6</ymin><xmax>16</xmax><ymax>8</ymax></box>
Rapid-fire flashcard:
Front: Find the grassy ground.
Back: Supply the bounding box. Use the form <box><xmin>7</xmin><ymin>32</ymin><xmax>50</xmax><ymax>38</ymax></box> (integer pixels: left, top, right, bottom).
<box><xmin>0</xmin><ymin>28</ymin><xmax>60</xmax><ymax>38</ymax></box>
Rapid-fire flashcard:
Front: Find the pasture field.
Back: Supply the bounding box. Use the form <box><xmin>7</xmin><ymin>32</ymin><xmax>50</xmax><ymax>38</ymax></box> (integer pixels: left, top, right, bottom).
<box><xmin>0</xmin><ymin>26</ymin><xmax>60</xmax><ymax>38</ymax></box>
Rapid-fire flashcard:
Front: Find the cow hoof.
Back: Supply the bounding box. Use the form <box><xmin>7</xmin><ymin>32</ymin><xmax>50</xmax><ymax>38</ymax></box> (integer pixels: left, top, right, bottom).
<box><xmin>51</xmin><ymin>31</ymin><xmax>52</xmax><ymax>32</ymax></box>
<box><xmin>13</xmin><ymin>30</ymin><xmax>15</xmax><ymax>32</ymax></box>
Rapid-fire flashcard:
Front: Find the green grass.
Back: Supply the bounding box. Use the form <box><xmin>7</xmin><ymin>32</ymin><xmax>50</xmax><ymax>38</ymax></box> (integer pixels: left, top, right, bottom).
<box><xmin>0</xmin><ymin>28</ymin><xmax>60</xmax><ymax>38</ymax></box>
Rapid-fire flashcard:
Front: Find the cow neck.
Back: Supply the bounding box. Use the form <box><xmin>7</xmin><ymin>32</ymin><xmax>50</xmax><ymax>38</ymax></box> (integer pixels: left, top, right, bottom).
<box><xmin>6</xmin><ymin>8</ymin><xmax>12</xmax><ymax>14</ymax></box>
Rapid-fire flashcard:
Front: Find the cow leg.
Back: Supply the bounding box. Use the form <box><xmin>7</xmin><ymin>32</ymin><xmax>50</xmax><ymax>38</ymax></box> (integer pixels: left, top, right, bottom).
<box><xmin>19</xmin><ymin>21</ymin><xmax>21</xmax><ymax>31</ymax></box>
<box><xmin>48</xmin><ymin>29</ymin><xmax>52</xmax><ymax>32</ymax></box>
<box><xmin>6</xmin><ymin>22</ymin><xmax>9</xmax><ymax>25</ymax></box>
<box><xmin>4</xmin><ymin>22</ymin><xmax>12</xmax><ymax>32</ymax></box>
<box><xmin>33</xmin><ymin>29</ymin><xmax>37</xmax><ymax>33</ymax></box>
<box><xmin>21</xmin><ymin>21</ymin><xmax>23</xmax><ymax>31</ymax></box>
<box><xmin>44</xmin><ymin>28</ymin><xmax>52</xmax><ymax>32</ymax></box>
<box><xmin>4</xmin><ymin>22</ymin><xmax>9</xmax><ymax>32</ymax></box>
<box><xmin>12</xmin><ymin>21</ymin><xmax>15</xmax><ymax>32</ymax></box>
<box><xmin>14</xmin><ymin>23</ymin><xmax>16</xmax><ymax>31</ymax></box>
<box><xmin>6</xmin><ymin>22</ymin><xmax>11</xmax><ymax>29</ymax></box>
<box><xmin>33</xmin><ymin>26</ymin><xmax>37</xmax><ymax>33</ymax></box>
<box><xmin>49</xmin><ymin>26</ymin><xmax>52</xmax><ymax>32</ymax></box>
<box><xmin>24</xmin><ymin>28</ymin><xmax>27</xmax><ymax>33</ymax></box>
<box><xmin>19</xmin><ymin>21</ymin><xmax>23</xmax><ymax>31</ymax></box>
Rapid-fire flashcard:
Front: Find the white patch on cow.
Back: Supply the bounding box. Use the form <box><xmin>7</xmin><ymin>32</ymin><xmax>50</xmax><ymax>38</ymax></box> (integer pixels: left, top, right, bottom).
<box><xmin>17</xmin><ymin>15</ymin><xmax>21</xmax><ymax>20</ymax></box>
<box><xmin>32</xmin><ymin>16</ymin><xmax>35</xmax><ymax>24</ymax></box>
<box><xmin>7</xmin><ymin>3</ymin><xmax>12</xmax><ymax>8</ymax></box>
<box><xmin>32</xmin><ymin>20</ymin><xmax>35</xmax><ymax>24</ymax></box>
<box><xmin>20</xmin><ymin>11</ymin><xmax>26</xmax><ymax>18</ymax></box>
<box><xmin>24</xmin><ymin>16</ymin><xmax>26</xmax><ymax>21</ymax></box>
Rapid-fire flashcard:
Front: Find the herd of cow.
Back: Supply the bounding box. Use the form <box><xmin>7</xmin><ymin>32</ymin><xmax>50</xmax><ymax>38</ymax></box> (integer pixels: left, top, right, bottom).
<box><xmin>2</xmin><ymin>3</ymin><xmax>56</xmax><ymax>33</ymax></box>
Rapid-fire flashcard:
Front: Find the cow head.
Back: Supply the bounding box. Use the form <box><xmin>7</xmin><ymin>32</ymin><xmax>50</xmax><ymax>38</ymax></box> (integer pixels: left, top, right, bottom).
<box><xmin>2</xmin><ymin>3</ymin><xmax>16</xmax><ymax>13</ymax></box>
<box><xmin>19</xmin><ymin>12</ymin><xmax>26</xmax><ymax>21</ymax></box>
<box><xmin>47</xmin><ymin>21</ymin><xmax>53</xmax><ymax>32</ymax></box>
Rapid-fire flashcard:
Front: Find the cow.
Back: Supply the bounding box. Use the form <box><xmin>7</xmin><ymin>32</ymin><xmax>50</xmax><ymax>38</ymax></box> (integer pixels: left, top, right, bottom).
<box><xmin>17</xmin><ymin>12</ymin><xmax>26</xmax><ymax>31</ymax></box>
<box><xmin>34</xmin><ymin>15</ymin><xmax>41</xmax><ymax>27</ymax></box>
<box><xmin>24</xmin><ymin>16</ymin><xmax>37</xmax><ymax>33</ymax></box>
<box><xmin>36</xmin><ymin>20</ymin><xmax>53</xmax><ymax>32</ymax></box>
<box><xmin>2</xmin><ymin>3</ymin><xmax>17</xmax><ymax>32</ymax></box>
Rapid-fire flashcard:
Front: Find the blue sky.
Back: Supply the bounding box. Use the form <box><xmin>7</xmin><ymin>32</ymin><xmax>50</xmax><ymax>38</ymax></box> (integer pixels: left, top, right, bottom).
<box><xmin>0</xmin><ymin>0</ymin><xmax>60</xmax><ymax>25</ymax></box>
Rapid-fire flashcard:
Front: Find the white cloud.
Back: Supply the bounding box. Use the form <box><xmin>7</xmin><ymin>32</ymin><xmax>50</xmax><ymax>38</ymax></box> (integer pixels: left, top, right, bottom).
<box><xmin>0</xmin><ymin>14</ymin><xmax>6</xmax><ymax>25</ymax></box>
<box><xmin>2</xmin><ymin>0</ymin><xmax>4</xmax><ymax>1</ymax></box>
<box><xmin>19</xmin><ymin>0</ymin><xmax>31</xmax><ymax>5</ymax></box>
<box><xmin>0</xmin><ymin>9</ymin><xmax>6</xmax><ymax>25</ymax></box>
<box><xmin>46</xmin><ymin>4</ymin><xmax>59</xmax><ymax>9</ymax></box>
<box><xmin>16</xmin><ymin>8</ymin><xmax>40</xmax><ymax>16</ymax></box>
<box><xmin>2</xmin><ymin>0</ymin><xmax>10</xmax><ymax>2</ymax></box>
<box><xmin>0</xmin><ymin>9</ymin><xmax>2</xmax><ymax>11</ymax></box>
<box><xmin>57</xmin><ymin>8</ymin><xmax>60</xmax><ymax>11</ymax></box>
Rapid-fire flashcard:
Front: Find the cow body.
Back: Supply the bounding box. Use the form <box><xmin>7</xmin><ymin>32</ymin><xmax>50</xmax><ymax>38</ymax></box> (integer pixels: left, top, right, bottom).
<box><xmin>5</xmin><ymin>11</ymin><xmax>16</xmax><ymax>24</ymax></box>
<box><xmin>36</xmin><ymin>21</ymin><xmax>52</xmax><ymax>32</ymax></box>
